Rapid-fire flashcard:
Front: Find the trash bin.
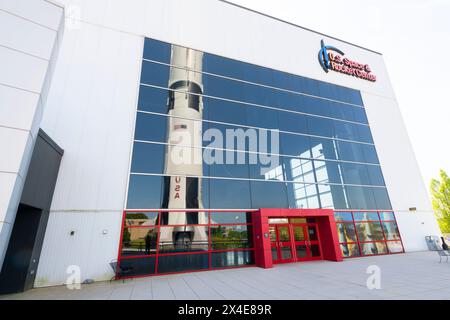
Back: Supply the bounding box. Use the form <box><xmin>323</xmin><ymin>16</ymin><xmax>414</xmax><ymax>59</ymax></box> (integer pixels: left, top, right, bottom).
<box><xmin>425</xmin><ymin>236</ymin><xmax>441</xmax><ymax>251</ymax></box>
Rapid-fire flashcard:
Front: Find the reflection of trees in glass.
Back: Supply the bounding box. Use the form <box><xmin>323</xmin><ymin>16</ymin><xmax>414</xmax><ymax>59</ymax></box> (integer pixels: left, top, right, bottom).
<box><xmin>338</xmin><ymin>223</ymin><xmax>357</xmax><ymax>243</ymax></box>
<box><xmin>123</xmin><ymin>228</ymin><xmax>130</xmax><ymax>243</ymax></box>
<box><xmin>211</xmin><ymin>226</ymin><xmax>249</xmax><ymax>249</ymax></box>
<box><xmin>356</xmin><ymin>222</ymin><xmax>383</xmax><ymax>242</ymax></box>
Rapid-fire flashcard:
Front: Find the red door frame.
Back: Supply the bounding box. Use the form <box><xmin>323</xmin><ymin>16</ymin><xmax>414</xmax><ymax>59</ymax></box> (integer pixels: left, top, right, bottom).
<box><xmin>269</xmin><ymin>224</ymin><xmax>295</xmax><ymax>264</ymax></box>
<box><xmin>291</xmin><ymin>222</ymin><xmax>323</xmax><ymax>261</ymax></box>
<box><xmin>252</xmin><ymin>209</ymin><xmax>343</xmax><ymax>269</ymax></box>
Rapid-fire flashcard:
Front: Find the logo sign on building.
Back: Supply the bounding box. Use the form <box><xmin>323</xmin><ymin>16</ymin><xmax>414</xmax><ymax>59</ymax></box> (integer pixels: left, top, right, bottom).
<box><xmin>318</xmin><ymin>40</ymin><xmax>377</xmax><ymax>82</ymax></box>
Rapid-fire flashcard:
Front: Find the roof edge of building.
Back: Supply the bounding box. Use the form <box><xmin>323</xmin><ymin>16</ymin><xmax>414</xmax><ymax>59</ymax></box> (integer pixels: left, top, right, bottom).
<box><xmin>218</xmin><ymin>0</ymin><xmax>383</xmax><ymax>56</ymax></box>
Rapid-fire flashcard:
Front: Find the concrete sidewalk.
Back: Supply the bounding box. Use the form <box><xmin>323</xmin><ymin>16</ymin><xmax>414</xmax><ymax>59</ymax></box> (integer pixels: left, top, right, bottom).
<box><xmin>2</xmin><ymin>251</ymin><xmax>450</xmax><ymax>300</ymax></box>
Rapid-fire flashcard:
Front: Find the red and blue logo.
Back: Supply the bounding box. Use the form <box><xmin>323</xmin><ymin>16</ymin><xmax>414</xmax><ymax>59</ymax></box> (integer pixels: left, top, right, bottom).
<box><xmin>318</xmin><ymin>40</ymin><xmax>376</xmax><ymax>82</ymax></box>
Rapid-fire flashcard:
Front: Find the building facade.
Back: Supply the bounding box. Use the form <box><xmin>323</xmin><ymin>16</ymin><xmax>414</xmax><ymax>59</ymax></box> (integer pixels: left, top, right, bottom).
<box><xmin>0</xmin><ymin>0</ymin><xmax>441</xmax><ymax>290</ymax></box>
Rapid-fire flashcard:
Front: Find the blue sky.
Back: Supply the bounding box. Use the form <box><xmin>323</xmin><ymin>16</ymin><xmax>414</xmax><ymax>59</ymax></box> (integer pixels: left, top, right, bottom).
<box><xmin>229</xmin><ymin>0</ymin><xmax>450</xmax><ymax>191</ymax></box>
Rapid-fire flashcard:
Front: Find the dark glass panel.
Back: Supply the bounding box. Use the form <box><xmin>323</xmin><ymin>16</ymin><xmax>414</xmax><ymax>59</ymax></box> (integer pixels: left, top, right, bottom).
<box><xmin>121</xmin><ymin>227</ymin><xmax>158</xmax><ymax>256</ymax></box>
<box><xmin>336</xmin><ymin>141</ymin><xmax>365</xmax><ymax>163</ymax></box>
<box><xmin>302</xmin><ymin>78</ymin><xmax>320</xmax><ymax>96</ymax></box>
<box><xmin>204</xmin><ymin>74</ymin><xmax>244</xmax><ymax>102</ymax></box>
<box><xmin>211</xmin><ymin>250</ymin><xmax>254</xmax><ymax>268</ymax></box>
<box><xmin>360</xmin><ymin>242</ymin><xmax>388</xmax><ymax>256</ymax></box>
<box><xmin>382</xmin><ymin>222</ymin><xmax>401</xmax><ymax>240</ymax></box>
<box><xmin>361</xmin><ymin>144</ymin><xmax>380</xmax><ymax>164</ymax></box>
<box><xmin>366</xmin><ymin>165</ymin><xmax>386</xmax><ymax>186</ymax></box>
<box><xmin>209</xmin><ymin>179</ymin><xmax>251</xmax><ymax>209</ymax></box>
<box><xmin>330</xmin><ymin>101</ymin><xmax>356</xmax><ymax>122</ymax></box>
<box><xmin>357</xmin><ymin>125</ymin><xmax>374</xmax><ymax>143</ymax></box>
<box><xmin>313</xmin><ymin>160</ymin><xmax>342</xmax><ymax>184</ymax></box>
<box><xmin>134</xmin><ymin>113</ymin><xmax>167</xmax><ymax>143</ymax></box>
<box><xmin>118</xmin><ymin>257</ymin><xmax>156</xmax><ymax>276</ymax></box>
<box><xmin>204</xmin><ymin>54</ymin><xmax>244</xmax><ymax>80</ymax></box>
<box><xmin>138</xmin><ymin>85</ymin><xmax>169</xmax><ymax>113</ymax></box>
<box><xmin>157</xmin><ymin>253</ymin><xmax>209</xmax><ymax>273</ymax></box>
<box><xmin>140</xmin><ymin>61</ymin><xmax>170</xmax><ymax>87</ymax></box>
<box><xmin>250</xmin><ymin>180</ymin><xmax>288</xmax><ymax>208</ymax></box>
<box><xmin>372</xmin><ymin>187</ymin><xmax>392</xmax><ymax>210</ymax></box>
<box><xmin>344</xmin><ymin>186</ymin><xmax>376</xmax><ymax>210</ymax></box>
<box><xmin>125</xmin><ymin>212</ymin><xmax>158</xmax><ymax>227</ymax></box>
<box><xmin>131</xmin><ymin>142</ymin><xmax>165</xmax><ymax>174</ymax></box>
<box><xmin>336</xmin><ymin>223</ymin><xmax>357</xmax><ymax>243</ymax></box>
<box><xmin>210</xmin><ymin>212</ymin><xmax>251</xmax><ymax>224</ymax></box>
<box><xmin>334</xmin><ymin>121</ymin><xmax>360</xmax><ymax>141</ymax></box>
<box><xmin>158</xmin><ymin>226</ymin><xmax>209</xmax><ymax>253</ymax></box>
<box><xmin>309</xmin><ymin>137</ymin><xmax>338</xmax><ymax>160</ymax></box>
<box><xmin>340</xmin><ymin>243</ymin><xmax>361</xmax><ymax>257</ymax></box>
<box><xmin>310</xmin><ymin>244</ymin><xmax>321</xmax><ymax>257</ymax></box>
<box><xmin>209</xmin><ymin>151</ymin><xmax>250</xmax><ymax>179</ymax></box>
<box><xmin>278</xmin><ymin>111</ymin><xmax>308</xmax><ymax>135</ymax></box>
<box><xmin>127</xmin><ymin>175</ymin><xmax>162</xmax><ymax>209</ymax></box>
<box><xmin>356</xmin><ymin>221</ymin><xmax>384</xmax><ymax>241</ymax></box>
<box><xmin>211</xmin><ymin>225</ymin><xmax>253</xmax><ymax>249</ymax></box>
<box><xmin>353</xmin><ymin>107</ymin><xmax>369</xmax><ymax>124</ymax></box>
<box><xmin>205</xmin><ymin>97</ymin><xmax>247</xmax><ymax>126</ymax></box>
<box><xmin>246</xmin><ymin>104</ymin><xmax>279</xmax><ymax>129</ymax></box>
<box><xmin>280</xmin><ymin>133</ymin><xmax>311</xmax><ymax>158</ymax></box>
<box><xmin>143</xmin><ymin>38</ymin><xmax>171</xmax><ymax>63</ymax></box>
<box><xmin>296</xmin><ymin>245</ymin><xmax>308</xmax><ymax>258</ymax></box>
<box><xmin>329</xmin><ymin>185</ymin><xmax>349</xmax><ymax>209</ymax></box>
<box><xmin>306</xmin><ymin>116</ymin><xmax>334</xmax><ymax>138</ymax></box>
<box><xmin>340</xmin><ymin>163</ymin><xmax>370</xmax><ymax>185</ymax></box>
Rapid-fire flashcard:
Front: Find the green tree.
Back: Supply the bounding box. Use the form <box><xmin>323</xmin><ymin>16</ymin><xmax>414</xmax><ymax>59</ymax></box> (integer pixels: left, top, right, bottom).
<box><xmin>431</xmin><ymin>169</ymin><xmax>450</xmax><ymax>233</ymax></box>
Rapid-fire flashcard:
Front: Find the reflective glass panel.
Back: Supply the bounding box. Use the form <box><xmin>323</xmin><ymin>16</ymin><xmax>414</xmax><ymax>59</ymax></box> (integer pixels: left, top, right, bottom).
<box><xmin>210</xmin><ymin>212</ymin><xmax>251</xmax><ymax>224</ymax></box>
<box><xmin>340</xmin><ymin>243</ymin><xmax>360</xmax><ymax>258</ymax></box>
<box><xmin>157</xmin><ymin>253</ymin><xmax>209</xmax><ymax>273</ymax></box>
<box><xmin>211</xmin><ymin>225</ymin><xmax>253</xmax><ymax>249</ymax></box>
<box><xmin>127</xmin><ymin>175</ymin><xmax>162</xmax><ymax>209</ymax></box>
<box><xmin>125</xmin><ymin>212</ymin><xmax>158</xmax><ymax>227</ymax></box>
<box><xmin>382</xmin><ymin>222</ymin><xmax>401</xmax><ymax>240</ymax></box>
<box><xmin>356</xmin><ymin>222</ymin><xmax>384</xmax><ymax>242</ymax></box>
<box><xmin>118</xmin><ymin>257</ymin><xmax>156</xmax><ymax>276</ymax></box>
<box><xmin>387</xmin><ymin>241</ymin><xmax>404</xmax><ymax>253</ymax></box>
<box><xmin>209</xmin><ymin>179</ymin><xmax>251</xmax><ymax>209</ymax></box>
<box><xmin>121</xmin><ymin>227</ymin><xmax>158</xmax><ymax>256</ymax></box>
<box><xmin>250</xmin><ymin>180</ymin><xmax>288</xmax><ymax>208</ymax></box>
<box><xmin>380</xmin><ymin>212</ymin><xmax>395</xmax><ymax>221</ymax></box>
<box><xmin>337</xmin><ymin>223</ymin><xmax>357</xmax><ymax>243</ymax></box>
<box><xmin>211</xmin><ymin>251</ymin><xmax>254</xmax><ymax>268</ymax></box>
<box><xmin>131</xmin><ymin>142</ymin><xmax>165</xmax><ymax>174</ymax></box>
<box><xmin>158</xmin><ymin>226</ymin><xmax>209</xmax><ymax>253</ymax></box>
<box><xmin>334</xmin><ymin>212</ymin><xmax>353</xmax><ymax>222</ymax></box>
<box><xmin>360</xmin><ymin>242</ymin><xmax>388</xmax><ymax>256</ymax></box>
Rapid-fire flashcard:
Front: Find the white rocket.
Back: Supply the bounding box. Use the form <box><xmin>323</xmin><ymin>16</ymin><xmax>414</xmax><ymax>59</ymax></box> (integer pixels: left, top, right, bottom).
<box><xmin>159</xmin><ymin>45</ymin><xmax>208</xmax><ymax>251</ymax></box>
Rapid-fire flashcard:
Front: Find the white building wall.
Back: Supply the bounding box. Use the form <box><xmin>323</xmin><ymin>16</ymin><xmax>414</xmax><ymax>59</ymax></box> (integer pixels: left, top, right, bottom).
<box><xmin>33</xmin><ymin>0</ymin><xmax>438</xmax><ymax>286</ymax></box>
<box><xmin>0</xmin><ymin>0</ymin><xmax>64</xmax><ymax>270</ymax></box>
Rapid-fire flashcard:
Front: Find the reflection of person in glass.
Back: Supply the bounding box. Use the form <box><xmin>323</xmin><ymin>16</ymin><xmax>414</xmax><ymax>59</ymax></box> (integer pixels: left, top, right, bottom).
<box><xmin>159</xmin><ymin>45</ymin><xmax>208</xmax><ymax>251</ymax></box>
<box><xmin>145</xmin><ymin>232</ymin><xmax>152</xmax><ymax>255</ymax></box>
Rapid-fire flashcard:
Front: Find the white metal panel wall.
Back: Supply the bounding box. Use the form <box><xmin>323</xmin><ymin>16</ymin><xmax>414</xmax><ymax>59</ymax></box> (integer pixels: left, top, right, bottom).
<box><xmin>0</xmin><ymin>0</ymin><xmax>63</xmax><ymax>270</ymax></box>
<box><xmin>36</xmin><ymin>0</ymin><xmax>438</xmax><ymax>285</ymax></box>
<box><xmin>36</xmin><ymin>13</ymin><xmax>143</xmax><ymax>286</ymax></box>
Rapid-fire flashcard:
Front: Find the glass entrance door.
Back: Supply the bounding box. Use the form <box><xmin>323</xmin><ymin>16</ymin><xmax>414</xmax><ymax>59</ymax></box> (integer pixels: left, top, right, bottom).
<box><xmin>269</xmin><ymin>224</ymin><xmax>294</xmax><ymax>264</ymax></box>
<box><xmin>292</xmin><ymin>223</ymin><xmax>322</xmax><ymax>261</ymax></box>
